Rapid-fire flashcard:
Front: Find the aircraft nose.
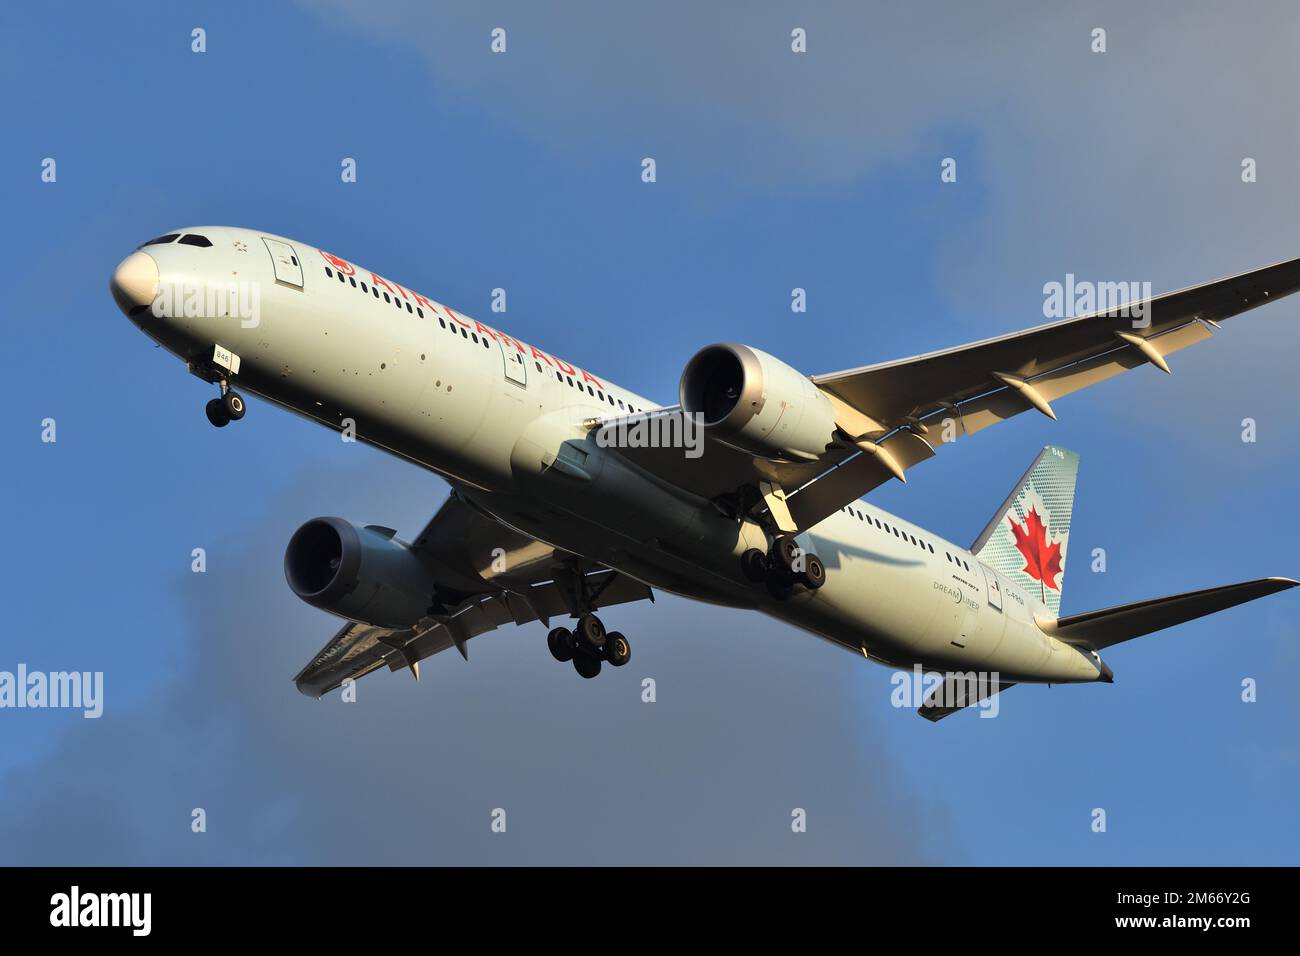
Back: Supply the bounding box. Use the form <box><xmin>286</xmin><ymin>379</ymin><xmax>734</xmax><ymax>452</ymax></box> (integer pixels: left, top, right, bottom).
<box><xmin>110</xmin><ymin>250</ymin><xmax>159</xmax><ymax>315</ymax></box>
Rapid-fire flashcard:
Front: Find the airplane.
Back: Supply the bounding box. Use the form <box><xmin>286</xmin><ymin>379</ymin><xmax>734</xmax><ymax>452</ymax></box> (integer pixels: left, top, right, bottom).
<box><xmin>110</xmin><ymin>227</ymin><xmax>1299</xmax><ymax>720</ymax></box>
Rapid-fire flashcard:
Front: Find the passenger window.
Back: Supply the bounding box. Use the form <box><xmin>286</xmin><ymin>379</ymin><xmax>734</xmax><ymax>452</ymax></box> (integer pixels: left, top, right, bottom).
<box><xmin>178</xmin><ymin>234</ymin><xmax>212</xmax><ymax>247</ymax></box>
<box><xmin>325</xmin><ymin>267</ymin><xmax>333</xmax><ymax>278</ymax></box>
<box><xmin>406</xmin><ymin>302</ymin><xmax>413</xmax><ymax>313</ymax></box>
<box><xmin>383</xmin><ymin>292</ymin><xmax>390</xmax><ymax>302</ymax></box>
<box><xmin>417</xmin><ymin>308</ymin><xmax>424</xmax><ymax>318</ymax></box>
<box><xmin>338</xmin><ymin>271</ymin><xmax>346</xmax><ymax>283</ymax></box>
<box><xmin>373</xmin><ymin>287</ymin><xmax>379</xmax><ymax>298</ymax></box>
<box><xmin>361</xmin><ymin>282</ymin><xmax>368</xmax><ymax>293</ymax></box>
<box><xmin>349</xmin><ymin>276</ymin><xmax>356</xmax><ymax>287</ymax></box>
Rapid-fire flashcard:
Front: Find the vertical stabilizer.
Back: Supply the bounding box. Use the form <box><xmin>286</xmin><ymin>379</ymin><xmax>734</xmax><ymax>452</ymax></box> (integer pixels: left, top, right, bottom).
<box><xmin>971</xmin><ymin>446</ymin><xmax>1079</xmax><ymax>615</ymax></box>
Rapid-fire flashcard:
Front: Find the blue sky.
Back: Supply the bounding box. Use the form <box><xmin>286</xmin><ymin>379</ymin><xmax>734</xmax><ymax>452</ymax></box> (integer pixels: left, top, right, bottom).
<box><xmin>1</xmin><ymin>0</ymin><xmax>1298</xmax><ymax>864</ymax></box>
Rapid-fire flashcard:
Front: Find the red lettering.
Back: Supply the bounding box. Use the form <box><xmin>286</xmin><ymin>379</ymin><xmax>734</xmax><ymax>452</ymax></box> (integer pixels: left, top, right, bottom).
<box><xmin>580</xmin><ymin>369</ymin><xmax>605</xmax><ymax>389</ymax></box>
<box><xmin>497</xmin><ymin>332</ymin><xmax>528</xmax><ymax>354</ymax></box>
<box><xmin>473</xmin><ymin>321</ymin><xmax>497</xmax><ymax>341</ymax></box>
<box><xmin>530</xmin><ymin>346</ymin><xmax>554</xmax><ymax>366</ymax></box>
<box><xmin>554</xmin><ymin>358</ymin><xmax>576</xmax><ymax>376</ymax></box>
<box><xmin>413</xmin><ymin>292</ymin><xmax>437</xmax><ymax>312</ymax></box>
<box><xmin>445</xmin><ymin>306</ymin><xmax>471</xmax><ymax>329</ymax></box>
<box><xmin>370</xmin><ymin>273</ymin><xmax>395</xmax><ymax>294</ymax></box>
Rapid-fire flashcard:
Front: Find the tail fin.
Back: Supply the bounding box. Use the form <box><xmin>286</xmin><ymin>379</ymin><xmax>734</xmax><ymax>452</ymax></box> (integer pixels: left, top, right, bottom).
<box><xmin>971</xmin><ymin>445</ymin><xmax>1079</xmax><ymax>615</ymax></box>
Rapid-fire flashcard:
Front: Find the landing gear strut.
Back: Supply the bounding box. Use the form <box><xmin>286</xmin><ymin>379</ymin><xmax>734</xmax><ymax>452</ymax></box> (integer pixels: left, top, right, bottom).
<box><xmin>742</xmin><ymin>535</ymin><xmax>826</xmax><ymax>601</ymax></box>
<box><xmin>543</xmin><ymin>559</ymin><xmax>636</xmax><ymax>679</ymax></box>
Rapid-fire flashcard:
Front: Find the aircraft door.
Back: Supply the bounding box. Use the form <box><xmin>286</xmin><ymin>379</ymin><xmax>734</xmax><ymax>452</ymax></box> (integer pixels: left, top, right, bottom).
<box><xmin>500</xmin><ymin>338</ymin><xmax>527</xmax><ymax>387</ymax></box>
<box><xmin>262</xmin><ymin>238</ymin><xmax>304</xmax><ymax>288</ymax></box>
<box><xmin>980</xmin><ymin>564</ymin><xmax>1004</xmax><ymax>611</ymax></box>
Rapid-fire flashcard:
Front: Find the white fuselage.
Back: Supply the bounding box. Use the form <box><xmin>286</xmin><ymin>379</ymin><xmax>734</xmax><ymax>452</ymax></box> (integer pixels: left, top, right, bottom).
<box><xmin>117</xmin><ymin>226</ymin><xmax>1105</xmax><ymax>685</ymax></box>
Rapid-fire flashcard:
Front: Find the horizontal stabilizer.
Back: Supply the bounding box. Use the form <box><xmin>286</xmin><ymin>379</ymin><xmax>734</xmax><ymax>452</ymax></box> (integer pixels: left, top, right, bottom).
<box><xmin>919</xmin><ymin>674</ymin><xmax>1016</xmax><ymax>722</ymax></box>
<box><xmin>1040</xmin><ymin>577</ymin><xmax>1298</xmax><ymax>651</ymax></box>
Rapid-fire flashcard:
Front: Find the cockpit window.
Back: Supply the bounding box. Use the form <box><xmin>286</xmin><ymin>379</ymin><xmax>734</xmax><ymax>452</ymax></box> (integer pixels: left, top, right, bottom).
<box><xmin>178</xmin><ymin>234</ymin><xmax>213</xmax><ymax>247</ymax></box>
<box><xmin>142</xmin><ymin>234</ymin><xmax>179</xmax><ymax>246</ymax></box>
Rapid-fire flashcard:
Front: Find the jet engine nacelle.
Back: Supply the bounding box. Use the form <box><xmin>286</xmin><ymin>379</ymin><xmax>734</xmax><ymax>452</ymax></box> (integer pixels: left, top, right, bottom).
<box><xmin>284</xmin><ymin>516</ymin><xmax>435</xmax><ymax>628</ymax></box>
<box><xmin>679</xmin><ymin>343</ymin><xmax>838</xmax><ymax>462</ymax></box>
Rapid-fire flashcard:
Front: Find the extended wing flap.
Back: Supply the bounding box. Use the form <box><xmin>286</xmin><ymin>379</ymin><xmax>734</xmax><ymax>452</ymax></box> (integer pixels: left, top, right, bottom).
<box><xmin>293</xmin><ymin>621</ymin><xmax>410</xmax><ymax>697</ymax></box>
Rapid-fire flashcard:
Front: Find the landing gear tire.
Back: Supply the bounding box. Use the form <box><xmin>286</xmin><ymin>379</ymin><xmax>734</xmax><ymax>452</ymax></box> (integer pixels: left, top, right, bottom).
<box><xmin>573</xmin><ymin>652</ymin><xmax>602</xmax><ymax>679</ymax></box>
<box><xmin>771</xmin><ymin>535</ymin><xmax>804</xmax><ymax>574</ymax></box>
<box><xmin>223</xmin><ymin>390</ymin><xmax>246</xmax><ymax>421</ymax></box>
<box><xmin>604</xmin><ymin>631</ymin><xmax>631</xmax><ymax>667</ymax></box>
<box><xmin>741</xmin><ymin>548</ymin><xmax>770</xmax><ymax>583</ymax></box>
<box><xmin>799</xmin><ymin>554</ymin><xmax>826</xmax><ymax>590</ymax></box>
<box><xmin>575</xmin><ymin>614</ymin><xmax>606</xmax><ymax>655</ymax></box>
<box><xmin>547</xmin><ymin>627</ymin><xmax>575</xmax><ymax>663</ymax></box>
<box><xmin>205</xmin><ymin>398</ymin><xmax>231</xmax><ymax>428</ymax></box>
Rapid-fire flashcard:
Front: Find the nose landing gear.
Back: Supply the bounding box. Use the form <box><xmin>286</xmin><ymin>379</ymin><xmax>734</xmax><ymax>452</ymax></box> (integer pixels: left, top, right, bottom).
<box><xmin>547</xmin><ymin>615</ymin><xmax>631</xmax><ymax>679</ymax></box>
<box><xmin>742</xmin><ymin>535</ymin><xmax>826</xmax><ymax>601</ymax></box>
<box><xmin>204</xmin><ymin>386</ymin><xmax>246</xmax><ymax>428</ymax></box>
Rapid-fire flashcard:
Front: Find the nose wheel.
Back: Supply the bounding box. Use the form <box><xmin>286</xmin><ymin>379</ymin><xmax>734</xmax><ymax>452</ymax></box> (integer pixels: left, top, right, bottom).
<box><xmin>547</xmin><ymin>617</ymin><xmax>631</xmax><ymax>678</ymax></box>
<box><xmin>205</xmin><ymin>387</ymin><xmax>246</xmax><ymax>428</ymax></box>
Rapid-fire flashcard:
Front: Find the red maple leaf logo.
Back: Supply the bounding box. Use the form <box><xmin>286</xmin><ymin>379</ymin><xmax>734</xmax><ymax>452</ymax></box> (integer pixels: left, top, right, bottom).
<box><xmin>318</xmin><ymin>249</ymin><xmax>355</xmax><ymax>276</ymax></box>
<box><xmin>1008</xmin><ymin>506</ymin><xmax>1063</xmax><ymax>600</ymax></box>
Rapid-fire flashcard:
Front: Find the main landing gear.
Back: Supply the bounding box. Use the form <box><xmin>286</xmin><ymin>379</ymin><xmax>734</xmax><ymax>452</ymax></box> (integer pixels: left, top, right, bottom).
<box><xmin>204</xmin><ymin>385</ymin><xmax>246</xmax><ymax>428</ymax></box>
<box><xmin>741</xmin><ymin>535</ymin><xmax>825</xmax><ymax>601</ymax></box>
<box><xmin>546</xmin><ymin>614</ymin><xmax>631</xmax><ymax>679</ymax></box>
